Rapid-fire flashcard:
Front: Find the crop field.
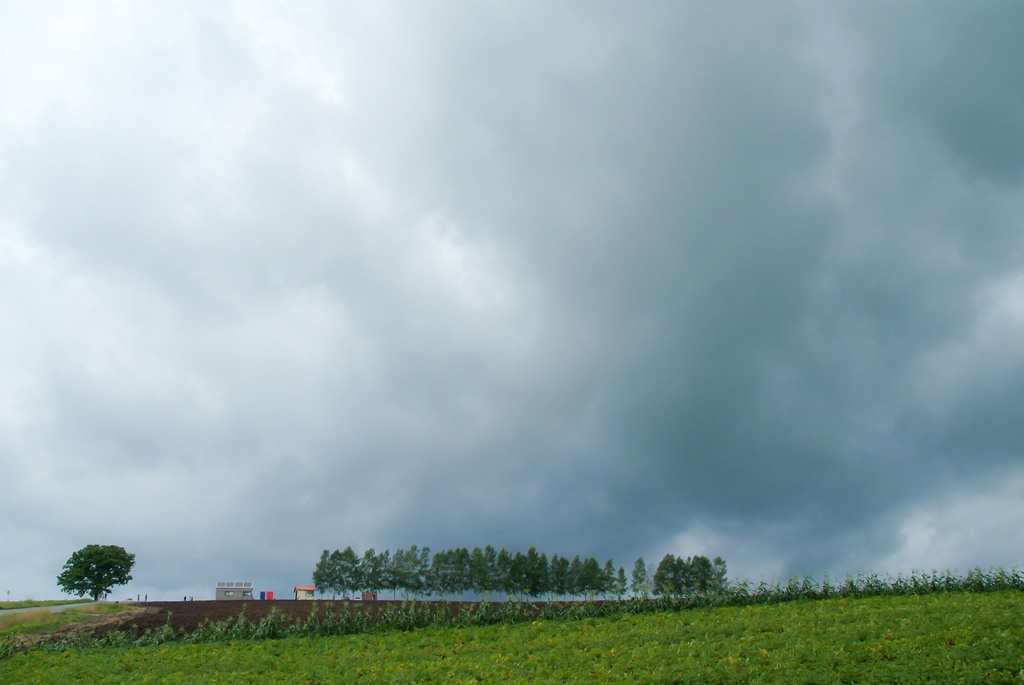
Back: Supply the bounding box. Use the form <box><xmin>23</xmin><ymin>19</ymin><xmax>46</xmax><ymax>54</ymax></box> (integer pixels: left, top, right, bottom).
<box><xmin>4</xmin><ymin>590</ymin><xmax>1024</xmax><ymax>684</ymax></box>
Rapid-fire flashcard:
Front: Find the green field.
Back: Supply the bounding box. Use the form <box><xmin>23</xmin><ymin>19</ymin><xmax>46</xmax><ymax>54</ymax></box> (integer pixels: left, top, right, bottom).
<box><xmin>3</xmin><ymin>590</ymin><xmax>1024</xmax><ymax>684</ymax></box>
<box><xmin>0</xmin><ymin>602</ymin><xmax>130</xmax><ymax>639</ymax></box>
<box><xmin>0</xmin><ymin>600</ymin><xmax>92</xmax><ymax>611</ymax></box>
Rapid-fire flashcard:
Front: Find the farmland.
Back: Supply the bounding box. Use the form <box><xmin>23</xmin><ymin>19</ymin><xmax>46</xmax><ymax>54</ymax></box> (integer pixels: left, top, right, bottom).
<box><xmin>4</xmin><ymin>590</ymin><xmax>1024</xmax><ymax>683</ymax></box>
<box><xmin>0</xmin><ymin>602</ymin><xmax>133</xmax><ymax>640</ymax></box>
<box><xmin>0</xmin><ymin>600</ymin><xmax>92</xmax><ymax>611</ymax></box>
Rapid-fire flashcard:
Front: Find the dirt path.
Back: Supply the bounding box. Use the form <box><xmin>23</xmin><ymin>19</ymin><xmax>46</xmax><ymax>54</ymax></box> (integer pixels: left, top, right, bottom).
<box><xmin>0</xmin><ymin>602</ymin><xmax>96</xmax><ymax>615</ymax></box>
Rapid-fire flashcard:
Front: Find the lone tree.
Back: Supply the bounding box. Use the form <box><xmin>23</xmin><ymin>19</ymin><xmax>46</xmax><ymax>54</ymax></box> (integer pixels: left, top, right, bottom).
<box><xmin>57</xmin><ymin>544</ymin><xmax>135</xmax><ymax>600</ymax></box>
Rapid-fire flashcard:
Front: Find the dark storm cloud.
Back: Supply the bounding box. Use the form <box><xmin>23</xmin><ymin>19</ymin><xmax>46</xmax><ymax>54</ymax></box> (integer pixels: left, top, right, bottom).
<box><xmin>369</xmin><ymin>1</ymin><xmax>1024</xmax><ymax>577</ymax></box>
<box><xmin>854</xmin><ymin>2</ymin><xmax>1024</xmax><ymax>185</ymax></box>
<box><xmin>366</xmin><ymin>3</ymin><xmax>839</xmax><ymax>558</ymax></box>
<box><xmin>2</xmin><ymin>1</ymin><xmax>1022</xmax><ymax>600</ymax></box>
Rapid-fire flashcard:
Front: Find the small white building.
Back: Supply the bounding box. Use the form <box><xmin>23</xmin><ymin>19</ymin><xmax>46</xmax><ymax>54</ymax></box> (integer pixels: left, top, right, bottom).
<box><xmin>216</xmin><ymin>580</ymin><xmax>254</xmax><ymax>600</ymax></box>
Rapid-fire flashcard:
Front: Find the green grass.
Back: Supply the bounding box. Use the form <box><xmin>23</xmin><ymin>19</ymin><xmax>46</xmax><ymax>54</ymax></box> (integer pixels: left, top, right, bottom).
<box><xmin>4</xmin><ymin>591</ymin><xmax>1024</xmax><ymax>683</ymax></box>
<box><xmin>0</xmin><ymin>603</ymin><xmax>129</xmax><ymax>638</ymax></box>
<box><xmin>0</xmin><ymin>600</ymin><xmax>92</xmax><ymax>611</ymax></box>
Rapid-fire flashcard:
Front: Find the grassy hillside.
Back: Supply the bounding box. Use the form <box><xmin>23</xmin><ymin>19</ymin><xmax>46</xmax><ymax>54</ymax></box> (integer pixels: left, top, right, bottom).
<box><xmin>4</xmin><ymin>590</ymin><xmax>1024</xmax><ymax>683</ymax></box>
<box><xmin>0</xmin><ymin>602</ymin><xmax>133</xmax><ymax>639</ymax></box>
<box><xmin>0</xmin><ymin>600</ymin><xmax>92</xmax><ymax>611</ymax></box>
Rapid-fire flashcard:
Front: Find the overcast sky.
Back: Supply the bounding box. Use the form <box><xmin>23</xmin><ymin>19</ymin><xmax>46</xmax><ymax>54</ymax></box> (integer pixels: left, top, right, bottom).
<box><xmin>3</xmin><ymin>1</ymin><xmax>1023</xmax><ymax>601</ymax></box>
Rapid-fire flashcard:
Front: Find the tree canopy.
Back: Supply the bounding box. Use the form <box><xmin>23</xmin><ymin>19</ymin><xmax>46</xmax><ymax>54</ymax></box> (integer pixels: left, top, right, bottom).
<box><xmin>652</xmin><ymin>554</ymin><xmax>727</xmax><ymax>598</ymax></box>
<box><xmin>57</xmin><ymin>544</ymin><xmax>135</xmax><ymax>601</ymax></box>
<box><xmin>312</xmin><ymin>545</ymin><xmax>727</xmax><ymax>602</ymax></box>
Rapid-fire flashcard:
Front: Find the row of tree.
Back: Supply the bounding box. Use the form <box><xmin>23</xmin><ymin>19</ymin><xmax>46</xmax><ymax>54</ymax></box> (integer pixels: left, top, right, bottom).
<box><xmin>652</xmin><ymin>553</ymin><xmax>728</xmax><ymax>598</ymax></box>
<box><xmin>312</xmin><ymin>546</ymin><xmax>727</xmax><ymax>601</ymax></box>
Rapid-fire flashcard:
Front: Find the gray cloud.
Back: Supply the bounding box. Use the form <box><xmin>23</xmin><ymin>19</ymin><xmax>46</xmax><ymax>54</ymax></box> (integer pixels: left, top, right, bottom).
<box><xmin>2</xmin><ymin>1</ymin><xmax>1023</xmax><ymax>600</ymax></box>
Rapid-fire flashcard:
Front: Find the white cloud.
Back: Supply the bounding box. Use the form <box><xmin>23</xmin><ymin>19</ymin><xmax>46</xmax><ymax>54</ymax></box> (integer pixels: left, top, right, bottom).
<box><xmin>876</xmin><ymin>471</ymin><xmax>1024</xmax><ymax>574</ymax></box>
